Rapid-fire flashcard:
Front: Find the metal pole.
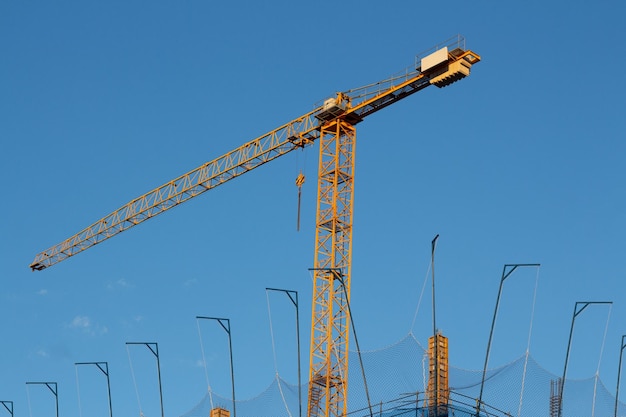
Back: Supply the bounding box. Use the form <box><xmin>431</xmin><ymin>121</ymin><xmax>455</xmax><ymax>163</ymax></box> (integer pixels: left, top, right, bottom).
<box><xmin>333</xmin><ymin>271</ymin><xmax>374</xmax><ymax>417</ymax></box>
<box><xmin>559</xmin><ymin>301</ymin><xmax>612</xmax><ymax>417</ymax></box>
<box><xmin>266</xmin><ymin>287</ymin><xmax>302</xmax><ymax>417</ymax></box>
<box><xmin>308</xmin><ymin>267</ymin><xmax>374</xmax><ymax>417</ymax></box>
<box><xmin>126</xmin><ymin>342</ymin><xmax>164</xmax><ymax>417</ymax></box>
<box><xmin>0</xmin><ymin>401</ymin><xmax>13</xmax><ymax>417</ymax></box>
<box><xmin>294</xmin><ymin>291</ymin><xmax>301</xmax><ymax>417</ymax></box>
<box><xmin>614</xmin><ymin>335</ymin><xmax>626</xmax><ymax>417</ymax></box>
<box><xmin>431</xmin><ymin>234</ymin><xmax>439</xmax><ymax>416</ymax></box>
<box><xmin>197</xmin><ymin>316</ymin><xmax>236</xmax><ymax>417</ymax></box>
<box><xmin>477</xmin><ymin>263</ymin><xmax>540</xmax><ymax>415</ymax></box>
<box><xmin>26</xmin><ymin>382</ymin><xmax>58</xmax><ymax>417</ymax></box>
<box><xmin>75</xmin><ymin>362</ymin><xmax>113</xmax><ymax>417</ymax></box>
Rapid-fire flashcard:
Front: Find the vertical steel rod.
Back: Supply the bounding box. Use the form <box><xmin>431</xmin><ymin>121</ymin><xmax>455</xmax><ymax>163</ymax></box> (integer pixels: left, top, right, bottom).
<box><xmin>126</xmin><ymin>342</ymin><xmax>164</xmax><ymax>417</ymax></box>
<box><xmin>26</xmin><ymin>382</ymin><xmax>58</xmax><ymax>417</ymax></box>
<box><xmin>105</xmin><ymin>363</ymin><xmax>113</xmax><ymax>417</ymax></box>
<box><xmin>614</xmin><ymin>335</ymin><xmax>626</xmax><ymax>417</ymax></box>
<box><xmin>197</xmin><ymin>316</ymin><xmax>236</xmax><ymax>417</ymax></box>
<box><xmin>75</xmin><ymin>362</ymin><xmax>113</xmax><ymax>417</ymax></box>
<box><xmin>295</xmin><ymin>292</ymin><xmax>301</xmax><ymax>417</ymax></box>
<box><xmin>308</xmin><ymin>267</ymin><xmax>374</xmax><ymax>416</ymax></box>
<box><xmin>333</xmin><ymin>271</ymin><xmax>374</xmax><ymax>417</ymax></box>
<box><xmin>560</xmin><ymin>303</ymin><xmax>586</xmax><ymax>417</ymax></box>
<box><xmin>559</xmin><ymin>301</ymin><xmax>612</xmax><ymax>417</ymax></box>
<box><xmin>0</xmin><ymin>401</ymin><xmax>13</xmax><ymax>417</ymax></box>
<box><xmin>152</xmin><ymin>344</ymin><xmax>165</xmax><ymax>417</ymax></box>
<box><xmin>430</xmin><ymin>235</ymin><xmax>439</xmax><ymax>416</ymax></box>
<box><xmin>477</xmin><ymin>263</ymin><xmax>540</xmax><ymax>415</ymax></box>
<box><xmin>266</xmin><ymin>287</ymin><xmax>302</xmax><ymax>417</ymax></box>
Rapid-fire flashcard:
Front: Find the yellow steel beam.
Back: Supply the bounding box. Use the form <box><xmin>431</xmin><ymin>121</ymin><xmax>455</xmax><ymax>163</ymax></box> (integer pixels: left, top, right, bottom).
<box><xmin>29</xmin><ymin>110</ymin><xmax>321</xmax><ymax>271</ymax></box>
<box><xmin>30</xmin><ymin>44</ymin><xmax>479</xmax><ymax>272</ymax></box>
<box><xmin>308</xmin><ymin>120</ymin><xmax>355</xmax><ymax>417</ymax></box>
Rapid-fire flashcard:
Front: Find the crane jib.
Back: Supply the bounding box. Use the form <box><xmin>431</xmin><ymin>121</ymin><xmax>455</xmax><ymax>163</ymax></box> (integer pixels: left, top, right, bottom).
<box><xmin>30</xmin><ymin>45</ymin><xmax>480</xmax><ymax>272</ymax></box>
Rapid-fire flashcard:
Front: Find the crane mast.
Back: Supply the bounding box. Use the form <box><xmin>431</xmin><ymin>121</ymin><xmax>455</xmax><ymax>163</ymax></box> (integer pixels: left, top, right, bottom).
<box><xmin>30</xmin><ymin>36</ymin><xmax>480</xmax><ymax>417</ymax></box>
<box><xmin>308</xmin><ymin>117</ymin><xmax>356</xmax><ymax>417</ymax></box>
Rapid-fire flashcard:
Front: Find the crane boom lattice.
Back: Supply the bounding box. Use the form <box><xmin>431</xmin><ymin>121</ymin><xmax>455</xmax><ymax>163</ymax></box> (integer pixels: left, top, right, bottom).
<box><xmin>30</xmin><ymin>35</ymin><xmax>480</xmax><ymax>417</ymax></box>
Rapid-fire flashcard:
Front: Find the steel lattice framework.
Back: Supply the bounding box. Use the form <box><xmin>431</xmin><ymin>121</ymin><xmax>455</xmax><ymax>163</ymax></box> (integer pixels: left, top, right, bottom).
<box><xmin>29</xmin><ymin>112</ymin><xmax>321</xmax><ymax>271</ymax></box>
<box><xmin>30</xmin><ymin>36</ymin><xmax>480</xmax><ymax>417</ymax></box>
<box><xmin>308</xmin><ymin>120</ymin><xmax>356</xmax><ymax>417</ymax></box>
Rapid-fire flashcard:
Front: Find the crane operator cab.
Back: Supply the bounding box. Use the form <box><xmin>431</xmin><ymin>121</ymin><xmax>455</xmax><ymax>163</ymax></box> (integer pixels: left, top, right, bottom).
<box><xmin>315</xmin><ymin>93</ymin><xmax>349</xmax><ymax>122</ymax></box>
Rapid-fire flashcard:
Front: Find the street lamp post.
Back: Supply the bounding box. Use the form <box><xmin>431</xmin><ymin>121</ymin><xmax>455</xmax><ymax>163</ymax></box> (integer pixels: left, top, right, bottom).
<box><xmin>197</xmin><ymin>316</ymin><xmax>236</xmax><ymax>417</ymax></box>
<box><xmin>75</xmin><ymin>361</ymin><xmax>113</xmax><ymax>417</ymax></box>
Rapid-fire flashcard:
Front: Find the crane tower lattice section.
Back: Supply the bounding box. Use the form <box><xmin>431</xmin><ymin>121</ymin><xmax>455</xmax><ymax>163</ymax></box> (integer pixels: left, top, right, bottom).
<box><xmin>308</xmin><ymin>120</ymin><xmax>356</xmax><ymax>417</ymax></box>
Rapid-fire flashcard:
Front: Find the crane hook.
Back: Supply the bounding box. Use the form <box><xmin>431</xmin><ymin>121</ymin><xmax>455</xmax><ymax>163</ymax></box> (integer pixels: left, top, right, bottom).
<box><xmin>295</xmin><ymin>172</ymin><xmax>305</xmax><ymax>231</ymax></box>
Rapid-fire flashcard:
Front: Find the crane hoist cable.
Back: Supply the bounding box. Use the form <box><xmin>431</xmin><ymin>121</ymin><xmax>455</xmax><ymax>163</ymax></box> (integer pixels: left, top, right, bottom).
<box><xmin>296</xmin><ymin>171</ymin><xmax>306</xmax><ymax>231</ymax></box>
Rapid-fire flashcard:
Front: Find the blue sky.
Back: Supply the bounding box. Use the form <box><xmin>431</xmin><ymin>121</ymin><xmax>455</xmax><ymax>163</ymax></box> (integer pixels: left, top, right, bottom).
<box><xmin>1</xmin><ymin>1</ymin><xmax>625</xmax><ymax>416</ymax></box>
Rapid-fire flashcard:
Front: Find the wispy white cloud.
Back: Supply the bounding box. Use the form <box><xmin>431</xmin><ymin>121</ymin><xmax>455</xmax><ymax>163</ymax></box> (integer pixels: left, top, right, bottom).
<box><xmin>184</xmin><ymin>278</ymin><xmax>198</xmax><ymax>288</ymax></box>
<box><xmin>107</xmin><ymin>278</ymin><xmax>134</xmax><ymax>290</ymax></box>
<box><xmin>37</xmin><ymin>289</ymin><xmax>48</xmax><ymax>296</ymax></box>
<box><xmin>121</xmin><ymin>315</ymin><xmax>144</xmax><ymax>330</ymax></box>
<box><xmin>36</xmin><ymin>349</ymin><xmax>49</xmax><ymax>358</ymax></box>
<box><xmin>68</xmin><ymin>315</ymin><xmax>108</xmax><ymax>336</ymax></box>
<box><xmin>70</xmin><ymin>315</ymin><xmax>91</xmax><ymax>329</ymax></box>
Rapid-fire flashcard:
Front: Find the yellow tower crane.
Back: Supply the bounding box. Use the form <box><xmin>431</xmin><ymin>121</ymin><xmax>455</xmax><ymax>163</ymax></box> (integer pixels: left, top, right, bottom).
<box><xmin>30</xmin><ymin>36</ymin><xmax>480</xmax><ymax>417</ymax></box>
